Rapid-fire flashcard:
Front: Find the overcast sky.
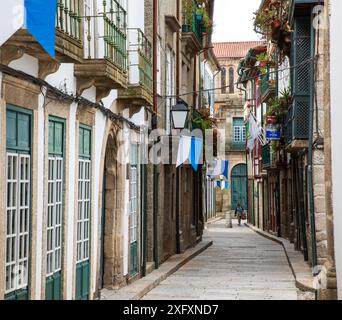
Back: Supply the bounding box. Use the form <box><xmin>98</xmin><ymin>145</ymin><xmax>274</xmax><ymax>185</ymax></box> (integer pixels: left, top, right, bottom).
<box><xmin>212</xmin><ymin>0</ymin><xmax>262</xmax><ymax>42</ymax></box>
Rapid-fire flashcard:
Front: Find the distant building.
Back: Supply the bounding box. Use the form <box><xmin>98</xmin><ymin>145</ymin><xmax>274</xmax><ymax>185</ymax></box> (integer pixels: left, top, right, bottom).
<box><xmin>213</xmin><ymin>41</ymin><xmax>264</xmax><ymax>215</ymax></box>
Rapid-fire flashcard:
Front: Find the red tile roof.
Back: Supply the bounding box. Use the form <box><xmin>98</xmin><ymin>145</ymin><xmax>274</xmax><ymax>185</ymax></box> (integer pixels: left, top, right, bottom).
<box><xmin>213</xmin><ymin>41</ymin><xmax>266</xmax><ymax>59</ymax></box>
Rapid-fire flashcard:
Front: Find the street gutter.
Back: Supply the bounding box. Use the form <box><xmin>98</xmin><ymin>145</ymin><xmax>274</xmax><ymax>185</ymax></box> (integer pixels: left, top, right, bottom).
<box><xmin>245</xmin><ymin>223</ymin><xmax>316</xmax><ymax>294</ymax></box>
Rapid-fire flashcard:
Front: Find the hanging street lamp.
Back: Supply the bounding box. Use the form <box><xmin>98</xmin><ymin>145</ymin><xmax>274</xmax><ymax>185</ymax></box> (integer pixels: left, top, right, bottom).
<box><xmin>171</xmin><ymin>100</ymin><xmax>189</xmax><ymax>130</ymax></box>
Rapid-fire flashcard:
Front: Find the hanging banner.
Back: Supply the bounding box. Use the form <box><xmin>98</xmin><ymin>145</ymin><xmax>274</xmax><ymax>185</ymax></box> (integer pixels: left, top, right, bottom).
<box><xmin>0</xmin><ymin>0</ymin><xmax>57</xmax><ymax>57</ymax></box>
<box><xmin>189</xmin><ymin>137</ymin><xmax>203</xmax><ymax>172</ymax></box>
<box><xmin>25</xmin><ymin>0</ymin><xmax>57</xmax><ymax>57</ymax></box>
<box><xmin>0</xmin><ymin>1</ymin><xmax>25</xmax><ymax>46</ymax></box>
<box><xmin>176</xmin><ymin>136</ymin><xmax>191</xmax><ymax>168</ymax></box>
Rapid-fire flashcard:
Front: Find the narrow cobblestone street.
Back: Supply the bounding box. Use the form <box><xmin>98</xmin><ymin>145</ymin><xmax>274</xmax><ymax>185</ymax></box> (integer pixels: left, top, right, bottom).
<box><xmin>143</xmin><ymin>219</ymin><xmax>301</xmax><ymax>300</ymax></box>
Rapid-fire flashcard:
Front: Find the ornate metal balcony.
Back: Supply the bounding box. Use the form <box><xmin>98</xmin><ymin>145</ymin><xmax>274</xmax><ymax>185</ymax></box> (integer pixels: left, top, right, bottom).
<box><xmin>55</xmin><ymin>0</ymin><xmax>84</xmax><ymax>63</ymax></box>
<box><xmin>118</xmin><ymin>28</ymin><xmax>153</xmax><ymax>107</ymax></box>
<box><xmin>261</xmin><ymin>71</ymin><xmax>276</xmax><ymax>103</ymax></box>
<box><xmin>74</xmin><ymin>0</ymin><xmax>128</xmax><ymax>100</ymax></box>
<box><xmin>181</xmin><ymin>0</ymin><xmax>204</xmax><ymax>54</ymax></box>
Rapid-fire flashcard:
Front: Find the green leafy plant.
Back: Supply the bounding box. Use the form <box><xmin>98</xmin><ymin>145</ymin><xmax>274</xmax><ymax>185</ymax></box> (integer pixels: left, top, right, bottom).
<box><xmin>266</xmin><ymin>87</ymin><xmax>293</xmax><ymax>124</ymax></box>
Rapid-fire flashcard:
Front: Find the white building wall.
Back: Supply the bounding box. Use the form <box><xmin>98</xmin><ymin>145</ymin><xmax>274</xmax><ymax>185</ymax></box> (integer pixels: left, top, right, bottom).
<box><xmin>66</xmin><ymin>102</ymin><xmax>78</xmax><ymax>300</ymax></box>
<box><xmin>9</xmin><ymin>54</ymin><xmax>39</xmax><ymax>78</ymax></box>
<box><xmin>330</xmin><ymin>0</ymin><xmax>342</xmax><ymax>300</ymax></box>
<box><xmin>35</xmin><ymin>90</ymin><xmax>46</xmax><ymax>299</ymax></box>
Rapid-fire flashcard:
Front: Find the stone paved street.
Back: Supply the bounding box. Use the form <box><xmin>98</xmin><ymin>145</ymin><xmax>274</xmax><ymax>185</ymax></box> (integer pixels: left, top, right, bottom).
<box><xmin>142</xmin><ymin>219</ymin><xmax>300</xmax><ymax>300</ymax></box>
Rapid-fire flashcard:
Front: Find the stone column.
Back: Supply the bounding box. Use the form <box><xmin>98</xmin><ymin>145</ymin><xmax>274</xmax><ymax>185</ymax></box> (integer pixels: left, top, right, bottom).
<box><xmin>317</xmin><ymin>1</ymin><xmax>337</xmax><ymax>299</ymax></box>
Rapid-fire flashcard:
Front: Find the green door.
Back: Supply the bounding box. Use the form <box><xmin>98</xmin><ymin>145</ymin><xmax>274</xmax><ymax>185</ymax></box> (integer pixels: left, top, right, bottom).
<box><xmin>231</xmin><ymin>164</ymin><xmax>248</xmax><ymax>210</ymax></box>
<box><xmin>46</xmin><ymin>117</ymin><xmax>65</xmax><ymax>300</ymax></box>
<box><xmin>76</xmin><ymin>126</ymin><xmax>92</xmax><ymax>300</ymax></box>
<box><xmin>5</xmin><ymin>106</ymin><xmax>32</xmax><ymax>300</ymax></box>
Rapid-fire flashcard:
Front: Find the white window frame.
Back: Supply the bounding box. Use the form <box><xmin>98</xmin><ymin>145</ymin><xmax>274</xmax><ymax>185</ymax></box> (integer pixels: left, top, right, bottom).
<box><xmin>129</xmin><ymin>144</ymin><xmax>139</xmax><ymax>245</ymax></box>
<box><xmin>5</xmin><ymin>153</ymin><xmax>30</xmax><ymax>294</ymax></box>
<box><xmin>77</xmin><ymin>159</ymin><xmax>91</xmax><ymax>263</ymax></box>
<box><xmin>234</xmin><ymin>126</ymin><xmax>246</xmax><ymax>143</ymax></box>
<box><xmin>46</xmin><ymin>157</ymin><xmax>63</xmax><ymax>277</ymax></box>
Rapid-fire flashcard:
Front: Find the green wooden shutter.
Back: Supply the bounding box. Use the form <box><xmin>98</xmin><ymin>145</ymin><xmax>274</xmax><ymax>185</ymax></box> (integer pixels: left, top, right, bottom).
<box><xmin>46</xmin><ymin>117</ymin><xmax>65</xmax><ymax>300</ymax></box>
<box><xmin>291</xmin><ymin>16</ymin><xmax>312</xmax><ymax>140</ymax></box>
<box><xmin>5</xmin><ymin>106</ymin><xmax>32</xmax><ymax>301</ymax></box>
<box><xmin>6</xmin><ymin>107</ymin><xmax>31</xmax><ymax>153</ymax></box>
<box><xmin>76</xmin><ymin>125</ymin><xmax>92</xmax><ymax>300</ymax></box>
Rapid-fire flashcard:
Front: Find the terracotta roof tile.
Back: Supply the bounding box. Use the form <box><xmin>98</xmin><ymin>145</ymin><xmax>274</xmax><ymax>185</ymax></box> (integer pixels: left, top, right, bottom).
<box><xmin>213</xmin><ymin>41</ymin><xmax>266</xmax><ymax>59</ymax></box>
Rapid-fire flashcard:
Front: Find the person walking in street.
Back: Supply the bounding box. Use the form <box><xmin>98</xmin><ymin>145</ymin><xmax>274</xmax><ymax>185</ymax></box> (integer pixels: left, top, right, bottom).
<box><xmin>235</xmin><ymin>203</ymin><xmax>245</xmax><ymax>226</ymax></box>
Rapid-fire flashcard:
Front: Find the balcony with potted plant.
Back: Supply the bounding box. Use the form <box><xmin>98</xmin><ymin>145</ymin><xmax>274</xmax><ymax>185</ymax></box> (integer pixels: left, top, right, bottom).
<box><xmin>181</xmin><ymin>0</ymin><xmax>211</xmax><ymax>54</ymax></box>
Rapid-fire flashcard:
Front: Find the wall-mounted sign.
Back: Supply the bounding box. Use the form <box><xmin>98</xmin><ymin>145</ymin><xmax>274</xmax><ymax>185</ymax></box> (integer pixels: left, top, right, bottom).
<box><xmin>266</xmin><ymin>125</ymin><xmax>281</xmax><ymax>140</ymax></box>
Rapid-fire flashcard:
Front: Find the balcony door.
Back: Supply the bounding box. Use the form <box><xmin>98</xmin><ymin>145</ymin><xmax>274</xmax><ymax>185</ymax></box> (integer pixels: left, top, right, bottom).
<box><xmin>46</xmin><ymin>117</ymin><xmax>65</xmax><ymax>300</ymax></box>
<box><xmin>76</xmin><ymin>126</ymin><xmax>92</xmax><ymax>300</ymax></box>
<box><xmin>5</xmin><ymin>106</ymin><xmax>32</xmax><ymax>300</ymax></box>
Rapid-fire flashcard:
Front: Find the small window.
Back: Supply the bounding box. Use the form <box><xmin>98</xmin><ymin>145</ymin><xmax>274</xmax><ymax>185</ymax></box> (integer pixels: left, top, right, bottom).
<box><xmin>229</xmin><ymin>67</ymin><xmax>235</xmax><ymax>94</ymax></box>
<box><xmin>221</xmin><ymin>68</ymin><xmax>226</xmax><ymax>94</ymax></box>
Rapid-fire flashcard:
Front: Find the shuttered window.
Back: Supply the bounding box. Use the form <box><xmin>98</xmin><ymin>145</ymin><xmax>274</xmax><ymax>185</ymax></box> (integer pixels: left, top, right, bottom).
<box><xmin>77</xmin><ymin>126</ymin><xmax>91</xmax><ymax>263</ymax></box>
<box><xmin>46</xmin><ymin>117</ymin><xmax>64</xmax><ymax>277</ymax></box>
<box><xmin>5</xmin><ymin>106</ymin><xmax>31</xmax><ymax>298</ymax></box>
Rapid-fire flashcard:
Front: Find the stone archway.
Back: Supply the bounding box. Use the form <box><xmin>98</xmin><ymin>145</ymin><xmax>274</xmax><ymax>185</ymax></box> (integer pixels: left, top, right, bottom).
<box><xmin>101</xmin><ymin>128</ymin><xmax>126</xmax><ymax>290</ymax></box>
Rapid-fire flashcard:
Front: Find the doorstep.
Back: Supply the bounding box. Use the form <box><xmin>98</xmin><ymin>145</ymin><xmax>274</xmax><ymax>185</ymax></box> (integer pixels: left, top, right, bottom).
<box><xmin>245</xmin><ymin>223</ymin><xmax>316</xmax><ymax>294</ymax></box>
<box><xmin>100</xmin><ymin>241</ymin><xmax>213</xmax><ymax>300</ymax></box>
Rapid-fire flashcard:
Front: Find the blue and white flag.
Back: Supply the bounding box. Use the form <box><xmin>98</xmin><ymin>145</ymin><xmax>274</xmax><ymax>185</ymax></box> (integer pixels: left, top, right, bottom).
<box><xmin>207</xmin><ymin>160</ymin><xmax>229</xmax><ymax>178</ymax></box>
<box><xmin>176</xmin><ymin>136</ymin><xmax>192</xmax><ymax>168</ymax></box>
<box><xmin>189</xmin><ymin>137</ymin><xmax>203</xmax><ymax>172</ymax></box>
<box><xmin>0</xmin><ymin>0</ymin><xmax>57</xmax><ymax>57</ymax></box>
<box><xmin>25</xmin><ymin>0</ymin><xmax>57</xmax><ymax>57</ymax></box>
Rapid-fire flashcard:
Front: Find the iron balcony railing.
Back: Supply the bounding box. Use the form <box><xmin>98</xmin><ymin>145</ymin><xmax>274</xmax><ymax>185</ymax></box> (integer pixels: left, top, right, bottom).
<box><xmin>260</xmin><ymin>70</ymin><xmax>276</xmax><ymax>102</ymax></box>
<box><xmin>127</xmin><ymin>28</ymin><xmax>153</xmax><ymax>92</ymax></box>
<box><xmin>84</xmin><ymin>0</ymin><xmax>127</xmax><ymax>71</ymax></box>
<box><xmin>232</xmin><ymin>142</ymin><xmax>246</xmax><ymax>151</ymax></box>
<box><xmin>182</xmin><ymin>0</ymin><xmax>203</xmax><ymax>45</ymax></box>
<box><xmin>56</xmin><ymin>0</ymin><xmax>82</xmax><ymax>42</ymax></box>
<box><xmin>262</xmin><ymin>143</ymin><xmax>271</xmax><ymax>168</ymax></box>
<box><xmin>285</xmin><ymin>100</ymin><xmax>309</xmax><ymax>144</ymax></box>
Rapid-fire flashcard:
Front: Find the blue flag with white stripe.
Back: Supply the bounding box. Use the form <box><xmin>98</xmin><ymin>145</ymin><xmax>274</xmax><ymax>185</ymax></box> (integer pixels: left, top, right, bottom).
<box><xmin>190</xmin><ymin>137</ymin><xmax>203</xmax><ymax>172</ymax></box>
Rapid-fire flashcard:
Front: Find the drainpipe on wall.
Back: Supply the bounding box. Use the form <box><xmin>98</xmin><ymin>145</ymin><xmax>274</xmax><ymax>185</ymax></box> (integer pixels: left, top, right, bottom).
<box><xmin>308</xmin><ymin>11</ymin><xmax>318</xmax><ymax>272</ymax></box>
<box><xmin>152</xmin><ymin>0</ymin><xmax>159</xmax><ymax>269</ymax></box>
<box><xmin>175</xmin><ymin>0</ymin><xmax>181</xmax><ymax>255</ymax></box>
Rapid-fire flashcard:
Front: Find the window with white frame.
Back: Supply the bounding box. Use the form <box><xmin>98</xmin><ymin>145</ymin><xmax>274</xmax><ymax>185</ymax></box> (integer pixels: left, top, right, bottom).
<box><xmin>6</xmin><ymin>154</ymin><xmax>30</xmax><ymax>294</ymax></box>
<box><xmin>233</xmin><ymin>118</ymin><xmax>246</xmax><ymax>143</ymax></box>
<box><xmin>46</xmin><ymin>157</ymin><xmax>63</xmax><ymax>276</ymax></box>
<box><xmin>77</xmin><ymin>126</ymin><xmax>91</xmax><ymax>263</ymax></box>
<box><xmin>46</xmin><ymin>118</ymin><xmax>64</xmax><ymax>278</ymax></box>
<box><xmin>129</xmin><ymin>144</ymin><xmax>139</xmax><ymax>245</ymax></box>
<box><xmin>5</xmin><ymin>108</ymin><xmax>31</xmax><ymax>296</ymax></box>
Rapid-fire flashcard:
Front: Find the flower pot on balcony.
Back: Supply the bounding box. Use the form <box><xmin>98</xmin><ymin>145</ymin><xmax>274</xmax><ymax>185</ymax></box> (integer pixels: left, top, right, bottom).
<box><xmin>259</xmin><ymin>60</ymin><xmax>268</xmax><ymax>68</ymax></box>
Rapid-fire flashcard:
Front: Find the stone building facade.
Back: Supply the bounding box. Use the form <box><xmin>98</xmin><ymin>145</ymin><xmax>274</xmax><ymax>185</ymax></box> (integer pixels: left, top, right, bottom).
<box><xmin>213</xmin><ymin>42</ymin><xmax>264</xmax><ymax>215</ymax></box>
<box><xmin>0</xmin><ymin>0</ymin><xmax>215</xmax><ymax>300</ymax></box>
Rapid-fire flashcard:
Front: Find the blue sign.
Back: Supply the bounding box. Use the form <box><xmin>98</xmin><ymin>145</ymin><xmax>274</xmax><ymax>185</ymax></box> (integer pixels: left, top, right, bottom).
<box><xmin>266</xmin><ymin>125</ymin><xmax>281</xmax><ymax>140</ymax></box>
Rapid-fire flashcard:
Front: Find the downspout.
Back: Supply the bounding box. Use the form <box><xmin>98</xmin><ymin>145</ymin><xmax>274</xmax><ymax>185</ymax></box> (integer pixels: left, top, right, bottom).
<box><xmin>308</xmin><ymin>10</ymin><xmax>318</xmax><ymax>272</ymax></box>
<box><xmin>152</xmin><ymin>0</ymin><xmax>159</xmax><ymax>269</ymax></box>
<box><xmin>175</xmin><ymin>0</ymin><xmax>181</xmax><ymax>254</ymax></box>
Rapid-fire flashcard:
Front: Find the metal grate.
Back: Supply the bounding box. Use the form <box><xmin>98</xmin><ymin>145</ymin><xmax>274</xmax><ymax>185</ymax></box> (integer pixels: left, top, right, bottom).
<box><xmin>294</xmin><ymin>18</ymin><xmax>311</xmax><ymax>95</ymax></box>
<box><xmin>294</xmin><ymin>99</ymin><xmax>310</xmax><ymax>139</ymax></box>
